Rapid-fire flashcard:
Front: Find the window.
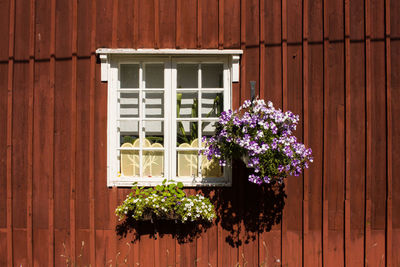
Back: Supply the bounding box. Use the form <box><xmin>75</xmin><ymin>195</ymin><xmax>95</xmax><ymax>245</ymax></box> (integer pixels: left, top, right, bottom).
<box><xmin>97</xmin><ymin>49</ymin><xmax>242</xmax><ymax>186</ymax></box>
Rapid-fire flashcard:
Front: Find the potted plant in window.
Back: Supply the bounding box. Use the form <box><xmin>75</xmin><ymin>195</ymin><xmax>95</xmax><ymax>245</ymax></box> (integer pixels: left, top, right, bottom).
<box><xmin>202</xmin><ymin>98</ymin><xmax>313</xmax><ymax>185</ymax></box>
<box><xmin>115</xmin><ymin>179</ymin><xmax>216</xmax><ymax>223</ymax></box>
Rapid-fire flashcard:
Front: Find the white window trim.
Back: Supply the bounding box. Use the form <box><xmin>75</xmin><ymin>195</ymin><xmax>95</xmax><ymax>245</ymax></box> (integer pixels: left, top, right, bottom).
<box><xmin>97</xmin><ymin>49</ymin><xmax>242</xmax><ymax>187</ymax></box>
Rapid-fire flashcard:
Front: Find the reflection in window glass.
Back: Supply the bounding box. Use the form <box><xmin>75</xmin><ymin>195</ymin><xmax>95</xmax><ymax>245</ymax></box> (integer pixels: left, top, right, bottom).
<box><xmin>202</xmin><ymin>64</ymin><xmax>223</xmax><ymax>88</ymax></box>
<box><xmin>177</xmin><ymin>92</ymin><xmax>198</xmax><ymax>118</ymax></box>
<box><xmin>177</xmin><ymin>121</ymin><xmax>198</xmax><ymax>146</ymax></box>
<box><xmin>144</xmin><ymin>91</ymin><xmax>164</xmax><ymax>118</ymax></box>
<box><xmin>201</xmin><ymin>92</ymin><xmax>223</xmax><ymax>118</ymax></box>
<box><xmin>177</xmin><ymin>151</ymin><xmax>198</xmax><ymax>177</ymax></box>
<box><xmin>120</xmin><ymin>92</ymin><xmax>139</xmax><ymax>118</ymax></box>
<box><xmin>144</xmin><ymin>121</ymin><xmax>164</xmax><ymax>146</ymax></box>
<box><xmin>177</xmin><ymin>64</ymin><xmax>198</xmax><ymax>88</ymax></box>
<box><xmin>145</xmin><ymin>64</ymin><xmax>164</xmax><ymax>88</ymax></box>
<box><xmin>120</xmin><ymin>64</ymin><xmax>139</xmax><ymax>88</ymax></box>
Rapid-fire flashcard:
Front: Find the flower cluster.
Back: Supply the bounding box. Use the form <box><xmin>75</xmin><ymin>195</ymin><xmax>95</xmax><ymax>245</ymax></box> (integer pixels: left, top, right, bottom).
<box><xmin>116</xmin><ymin>180</ymin><xmax>216</xmax><ymax>223</ymax></box>
<box><xmin>202</xmin><ymin>98</ymin><xmax>313</xmax><ymax>185</ymax></box>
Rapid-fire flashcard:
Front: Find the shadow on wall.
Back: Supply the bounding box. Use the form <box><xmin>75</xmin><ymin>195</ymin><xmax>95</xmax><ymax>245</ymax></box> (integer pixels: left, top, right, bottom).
<box><xmin>115</xmin><ymin>160</ymin><xmax>286</xmax><ymax>247</ymax></box>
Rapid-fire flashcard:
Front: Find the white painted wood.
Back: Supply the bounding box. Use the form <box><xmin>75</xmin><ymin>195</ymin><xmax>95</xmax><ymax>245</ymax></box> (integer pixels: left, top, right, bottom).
<box><xmin>97</xmin><ymin>48</ymin><xmax>242</xmax><ymax>55</ymax></box>
<box><xmin>100</xmin><ymin>54</ymin><xmax>109</xmax><ymax>82</ymax></box>
<box><xmin>232</xmin><ymin>55</ymin><xmax>240</xmax><ymax>82</ymax></box>
<box><xmin>106</xmin><ymin>55</ymin><xmax>233</xmax><ymax>187</ymax></box>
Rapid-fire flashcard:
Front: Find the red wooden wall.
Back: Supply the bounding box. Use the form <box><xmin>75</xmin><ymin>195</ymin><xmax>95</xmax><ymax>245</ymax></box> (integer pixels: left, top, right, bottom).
<box><xmin>0</xmin><ymin>0</ymin><xmax>399</xmax><ymax>266</ymax></box>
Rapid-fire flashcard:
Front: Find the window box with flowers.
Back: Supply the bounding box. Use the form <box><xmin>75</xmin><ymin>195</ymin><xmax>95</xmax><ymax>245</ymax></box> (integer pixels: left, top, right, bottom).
<box><xmin>115</xmin><ymin>179</ymin><xmax>216</xmax><ymax>224</ymax></box>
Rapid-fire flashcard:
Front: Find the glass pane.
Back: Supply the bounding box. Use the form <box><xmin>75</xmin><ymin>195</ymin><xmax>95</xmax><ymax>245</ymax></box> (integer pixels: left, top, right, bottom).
<box><xmin>120</xmin><ymin>64</ymin><xmax>139</xmax><ymax>88</ymax></box>
<box><xmin>177</xmin><ymin>64</ymin><xmax>198</xmax><ymax>88</ymax></box>
<box><xmin>177</xmin><ymin>121</ymin><xmax>198</xmax><ymax>146</ymax></box>
<box><xmin>201</xmin><ymin>92</ymin><xmax>223</xmax><ymax>117</ymax></box>
<box><xmin>143</xmin><ymin>151</ymin><xmax>164</xmax><ymax>177</ymax></box>
<box><xmin>144</xmin><ymin>121</ymin><xmax>164</xmax><ymax>146</ymax></box>
<box><xmin>177</xmin><ymin>151</ymin><xmax>198</xmax><ymax>177</ymax></box>
<box><xmin>202</xmin><ymin>64</ymin><xmax>223</xmax><ymax>88</ymax></box>
<box><xmin>145</xmin><ymin>64</ymin><xmax>164</xmax><ymax>88</ymax></box>
<box><xmin>144</xmin><ymin>91</ymin><xmax>164</xmax><ymax>118</ymax></box>
<box><xmin>201</xmin><ymin>122</ymin><xmax>216</xmax><ymax>147</ymax></box>
<box><xmin>120</xmin><ymin>150</ymin><xmax>139</xmax><ymax>177</ymax></box>
<box><xmin>201</xmin><ymin>155</ymin><xmax>223</xmax><ymax>178</ymax></box>
<box><xmin>120</xmin><ymin>121</ymin><xmax>139</xmax><ymax>146</ymax></box>
<box><xmin>177</xmin><ymin>92</ymin><xmax>198</xmax><ymax>118</ymax></box>
<box><xmin>120</xmin><ymin>92</ymin><xmax>139</xmax><ymax>118</ymax></box>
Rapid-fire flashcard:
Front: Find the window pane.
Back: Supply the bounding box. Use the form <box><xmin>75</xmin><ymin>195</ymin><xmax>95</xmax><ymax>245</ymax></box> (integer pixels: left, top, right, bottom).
<box><xmin>201</xmin><ymin>155</ymin><xmax>223</xmax><ymax>177</ymax></box>
<box><xmin>120</xmin><ymin>64</ymin><xmax>139</xmax><ymax>88</ymax></box>
<box><xmin>177</xmin><ymin>151</ymin><xmax>198</xmax><ymax>177</ymax></box>
<box><xmin>143</xmin><ymin>150</ymin><xmax>164</xmax><ymax>177</ymax></box>
<box><xmin>120</xmin><ymin>92</ymin><xmax>139</xmax><ymax>118</ymax></box>
<box><xmin>120</xmin><ymin>121</ymin><xmax>139</xmax><ymax>146</ymax></box>
<box><xmin>177</xmin><ymin>92</ymin><xmax>198</xmax><ymax>118</ymax></box>
<box><xmin>202</xmin><ymin>64</ymin><xmax>223</xmax><ymax>88</ymax></box>
<box><xmin>120</xmin><ymin>149</ymin><xmax>139</xmax><ymax>177</ymax></box>
<box><xmin>177</xmin><ymin>121</ymin><xmax>198</xmax><ymax>146</ymax></box>
<box><xmin>177</xmin><ymin>64</ymin><xmax>198</xmax><ymax>88</ymax></box>
<box><xmin>201</xmin><ymin>122</ymin><xmax>216</xmax><ymax>147</ymax></box>
<box><xmin>201</xmin><ymin>92</ymin><xmax>223</xmax><ymax>117</ymax></box>
<box><xmin>144</xmin><ymin>91</ymin><xmax>164</xmax><ymax>118</ymax></box>
<box><xmin>145</xmin><ymin>64</ymin><xmax>164</xmax><ymax>88</ymax></box>
<box><xmin>144</xmin><ymin>121</ymin><xmax>164</xmax><ymax>146</ymax></box>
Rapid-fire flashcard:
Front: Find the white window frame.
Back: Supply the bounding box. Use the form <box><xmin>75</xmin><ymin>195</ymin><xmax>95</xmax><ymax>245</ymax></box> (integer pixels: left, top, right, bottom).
<box><xmin>97</xmin><ymin>49</ymin><xmax>242</xmax><ymax>187</ymax></box>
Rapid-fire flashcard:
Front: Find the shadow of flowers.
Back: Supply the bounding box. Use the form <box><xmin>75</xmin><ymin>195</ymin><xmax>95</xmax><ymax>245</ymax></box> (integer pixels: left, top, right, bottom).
<box><xmin>115</xmin><ymin>160</ymin><xmax>286</xmax><ymax>246</ymax></box>
<box><xmin>201</xmin><ymin>159</ymin><xmax>286</xmax><ymax>247</ymax></box>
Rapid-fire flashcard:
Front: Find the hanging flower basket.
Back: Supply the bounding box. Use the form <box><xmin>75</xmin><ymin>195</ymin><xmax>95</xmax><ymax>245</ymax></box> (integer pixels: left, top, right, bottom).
<box><xmin>202</xmin><ymin>98</ymin><xmax>313</xmax><ymax>185</ymax></box>
<box><xmin>115</xmin><ymin>179</ymin><xmax>216</xmax><ymax>223</ymax></box>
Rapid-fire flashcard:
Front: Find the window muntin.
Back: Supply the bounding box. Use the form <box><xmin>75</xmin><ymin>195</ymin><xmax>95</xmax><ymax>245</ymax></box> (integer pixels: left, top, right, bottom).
<box><xmin>108</xmin><ymin>56</ymin><xmax>232</xmax><ymax>186</ymax></box>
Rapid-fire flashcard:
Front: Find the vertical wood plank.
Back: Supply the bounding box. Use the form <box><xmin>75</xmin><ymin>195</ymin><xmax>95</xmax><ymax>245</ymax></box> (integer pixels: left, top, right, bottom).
<box><xmin>0</xmin><ymin>0</ymin><xmax>10</xmax><ymax>248</ymax></box>
<box><xmin>201</xmin><ymin>0</ymin><xmax>219</xmax><ymax>48</ymax></box>
<box><xmin>54</xmin><ymin>0</ymin><xmax>72</xmax><ymax>264</ymax></box>
<box><xmin>0</xmin><ymin>0</ymin><xmax>10</xmax><ymax>62</ymax></box>
<box><xmin>326</xmin><ymin>1</ymin><xmax>345</xmax><ymax>265</ymax></box>
<box><xmin>134</xmin><ymin>0</ymin><xmax>139</xmax><ymax>48</ymax></box>
<box><xmin>369</xmin><ymin>0</ymin><xmax>387</xmax><ymax>264</ymax></box>
<box><xmin>322</xmin><ymin>0</ymin><xmax>329</xmax><ymax>265</ymax></box>
<box><xmin>385</xmin><ymin>0</ymin><xmax>392</xmax><ymax>265</ymax></box>
<box><xmin>90</xmin><ymin>0</ymin><xmax>96</xmax><ymax>264</ymax></box>
<box><xmin>6</xmin><ymin>1</ymin><xmax>15</xmax><ymax>265</ymax></box>
<box><xmin>33</xmin><ymin>60</ymin><xmax>53</xmax><ymax>266</ymax></box>
<box><xmin>281</xmin><ymin>0</ymin><xmax>291</xmax><ymax>265</ymax></box>
<box><xmin>116</xmin><ymin>0</ymin><xmax>134</xmax><ymax>48</ymax></box>
<box><xmin>137</xmin><ymin>0</ymin><xmax>155</xmax><ymax>48</ymax></box>
<box><xmin>282</xmin><ymin>0</ymin><xmax>287</xmax><ymax>111</ymax></box>
<box><xmin>349</xmin><ymin>0</ymin><xmax>366</xmax><ymax>265</ymax></box>
<box><xmin>70</xmin><ymin>0</ymin><xmax>78</xmax><ymax>262</ymax></box>
<box><xmin>344</xmin><ymin>0</ymin><xmax>351</xmax><ymax>265</ymax></box>
<box><xmin>48</xmin><ymin>0</ymin><xmax>56</xmax><ymax>264</ymax></box>
<box><xmin>223</xmin><ymin>0</ymin><xmax>240</xmax><ymax>48</ymax></box>
<box><xmin>390</xmin><ymin>0</ymin><xmax>400</xmax><ymax>262</ymax></box>
<box><xmin>159</xmin><ymin>0</ymin><xmax>175</xmax><ymax>48</ymax></box>
<box><xmin>258</xmin><ymin>0</ymin><xmax>265</xmax><ymax>99</ymax></box>
<box><xmin>302</xmin><ymin>0</ymin><xmax>310</xmax><ymax>265</ymax></box>
<box><xmin>27</xmin><ymin>0</ymin><xmax>35</xmax><ymax>265</ymax></box>
<box><xmin>307</xmin><ymin>13</ymin><xmax>324</xmax><ymax>266</ymax></box>
<box><xmin>112</xmin><ymin>0</ymin><xmax>118</xmax><ymax>48</ymax></box>
<box><xmin>218</xmin><ymin>0</ymin><xmax>224</xmax><ymax>48</ymax></box>
<box><xmin>197</xmin><ymin>0</ymin><xmax>202</xmax><ymax>48</ymax></box>
<box><xmin>176</xmin><ymin>0</ymin><xmax>181</xmax><ymax>48</ymax></box>
<box><xmin>178</xmin><ymin>0</ymin><xmax>197</xmax><ymax>48</ymax></box>
<box><xmin>365</xmin><ymin>0</ymin><xmax>372</xmax><ymax>265</ymax></box>
<box><xmin>154</xmin><ymin>0</ymin><xmax>159</xmax><ymax>48</ymax></box>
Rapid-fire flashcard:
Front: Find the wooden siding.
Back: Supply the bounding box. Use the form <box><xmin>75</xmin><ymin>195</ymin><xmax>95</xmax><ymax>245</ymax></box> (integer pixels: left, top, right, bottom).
<box><xmin>0</xmin><ymin>0</ymin><xmax>399</xmax><ymax>266</ymax></box>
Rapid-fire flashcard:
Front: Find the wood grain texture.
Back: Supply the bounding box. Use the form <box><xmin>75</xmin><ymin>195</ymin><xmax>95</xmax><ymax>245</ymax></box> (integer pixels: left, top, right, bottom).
<box><xmin>2</xmin><ymin>0</ymin><xmax>398</xmax><ymax>265</ymax></box>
